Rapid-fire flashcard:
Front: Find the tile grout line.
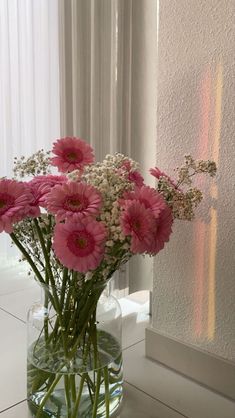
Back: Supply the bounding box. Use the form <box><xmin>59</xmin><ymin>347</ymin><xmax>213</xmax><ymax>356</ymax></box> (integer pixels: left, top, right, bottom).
<box><xmin>122</xmin><ymin>338</ymin><xmax>145</xmax><ymax>352</ymax></box>
<box><xmin>0</xmin><ymin>399</ymin><xmax>26</xmax><ymax>414</ymax></box>
<box><xmin>0</xmin><ymin>307</ymin><xmax>25</xmax><ymax>324</ymax></box>
<box><xmin>124</xmin><ymin>381</ymin><xmax>189</xmax><ymax>418</ymax></box>
<box><xmin>0</xmin><ymin>287</ymin><xmax>33</xmax><ymax>297</ymax></box>
<box><xmin>123</xmin><ymin>338</ymin><xmax>189</xmax><ymax>416</ymax></box>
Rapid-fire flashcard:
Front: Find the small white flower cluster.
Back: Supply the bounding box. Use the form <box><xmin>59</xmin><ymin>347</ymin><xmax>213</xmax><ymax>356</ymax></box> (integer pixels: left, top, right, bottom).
<box><xmin>13</xmin><ymin>149</ymin><xmax>51</xmax><ymax>178</ymax></box>
<box><xmin>104</xmin><ymin>153</ymin><xmax>140</xmax><ymax>171</ymax></box>
<box><xmin>171</xmin><ymin>187</ymin><xmax>203</xmax><ymax>221</ymax></box>
<box><xmin>157</xmin><ymin>155</ymin><xmax>216</xmax><ymax>221</ymax></box>
<box><xmin>81</xmin><ymin>152</ymin><xmax>136</xmax><ymax>210</ymax></box>
<box><xmin>177</xmin><ymin>155</ymin><xmax>217</xmax><ymax>186</ymax></box>
<box><xmin>78</xmin><ymin>153</ymin><xmax>138</xmax><ymax>265</ymax></box>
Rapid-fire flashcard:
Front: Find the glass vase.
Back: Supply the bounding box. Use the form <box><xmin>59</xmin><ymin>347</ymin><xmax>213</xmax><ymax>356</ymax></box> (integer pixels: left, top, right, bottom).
<box><xmin>27</xmin><ymin>280</ymin><xmax>123</xmax><ymax>418</ymax></box>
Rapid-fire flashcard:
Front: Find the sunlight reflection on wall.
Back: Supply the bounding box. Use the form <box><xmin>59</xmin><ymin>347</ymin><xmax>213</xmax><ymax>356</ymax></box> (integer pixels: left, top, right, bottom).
<box><xmin>194</xmin><ymin>62</ymin><xmax>223</xmax><ymax>341</ymax></box>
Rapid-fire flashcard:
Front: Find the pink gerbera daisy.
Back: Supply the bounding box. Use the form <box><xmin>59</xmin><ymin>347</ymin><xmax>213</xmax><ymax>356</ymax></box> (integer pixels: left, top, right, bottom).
<box><xmin>127</xmin><ymin>170</ymin><xmax>144</xmax><ymax>187</ymax></box>
<box><xmin>53</xmin><ymin>218</ymin><xmax>106</xmax><ymax>272</ymax></box>
<box><xmin>26</xmin><ymin>184</ymin><xmax>41</xmax><ymax>218</ymax></box>
<box><xmin>51</xmin><ymin>137</ymin><xmax>94</xmax><ymax>173</ymax></box>
<box><xmin>0</xmin><ymin>179</ymin><xmax>33</xmax><ymax>233</ymax></box>
<box><xmin>45</xmin><ymin>181</ymin><xmax>102</xmax><ymax>221</ymax></box>
<box><xmin>119</xmin><ymin>160</ymin><xmax>144</xmax><ymax>187</ymax></box>
<box><xmin>120</xmin><ymin>200</ymin><xmax>155</xmax><ymax>254</ymax></box>
<box><xmin>29</xmin><ymin>175</ymin><xmax>67</xmax><ymax>193</ymax></box>
<box><xmin>120</xmin><ymin>185</ymin><xmax>166</xmax><ymax>218</ymax></box>
<box><xmin>147</xmin><ymin>206</ymin><xmax>173</xmax><ymax>254</ymax></box>
<box><xmin>29</xmin><ymin>175</ymin><xmax>67</xmax><ymax>209</ymax></box>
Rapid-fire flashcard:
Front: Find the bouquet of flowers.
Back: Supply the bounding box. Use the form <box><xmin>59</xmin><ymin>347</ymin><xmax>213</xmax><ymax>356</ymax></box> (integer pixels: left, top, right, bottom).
<box><xmin>0</xmin><ymin>137</ymin><xmax>216</xmax><ymax>418</ymax></box>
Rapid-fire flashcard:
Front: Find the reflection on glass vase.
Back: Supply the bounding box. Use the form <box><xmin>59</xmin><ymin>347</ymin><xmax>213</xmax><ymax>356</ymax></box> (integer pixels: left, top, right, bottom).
<box><xmin>27</xmin><ymin>280</ymin><xmax>123</xmax><ymax>418</ymax></box>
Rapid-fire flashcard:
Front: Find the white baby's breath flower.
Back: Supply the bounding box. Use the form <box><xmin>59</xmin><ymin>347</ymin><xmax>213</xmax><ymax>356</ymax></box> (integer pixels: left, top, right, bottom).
<box><xmin>106</xmin><ymin>240</ymin><xmax>114</xmax><ymax>247</ymax></box>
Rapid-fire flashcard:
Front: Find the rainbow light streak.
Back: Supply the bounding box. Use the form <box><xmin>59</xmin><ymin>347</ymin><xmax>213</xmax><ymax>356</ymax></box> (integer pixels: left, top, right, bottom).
<box><xmin>207</xmin><ymin>62</ymin><xmax>222</xmax><ymax>340</ymax></box>
<box><xmin>194</xmin><ymin>67</ymin><xmax>211</xmax><ymax>337</ymax></box>
<box><xmin>207</xmin><ymin>207</ymin><xmax>217</xmax><ymax>339</ymax></box>
<box><xmin>194</xmin><ymin>221</ymin><xmax>206</xmax><ymax>337</ymax></box>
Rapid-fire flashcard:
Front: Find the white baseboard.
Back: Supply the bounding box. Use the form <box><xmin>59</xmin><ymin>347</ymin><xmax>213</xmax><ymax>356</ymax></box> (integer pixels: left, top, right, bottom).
<box><xmin>145</xmin><ymin>327</ymin><xmax>235</xmax><ymax>401</ymax></box>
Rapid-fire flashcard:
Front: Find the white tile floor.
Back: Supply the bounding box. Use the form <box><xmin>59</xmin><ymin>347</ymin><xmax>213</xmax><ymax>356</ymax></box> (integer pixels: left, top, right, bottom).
<box><xmin>0</xmin><ymin>266</ymin><xmax>235</xmax><ymax>417</ymax></box>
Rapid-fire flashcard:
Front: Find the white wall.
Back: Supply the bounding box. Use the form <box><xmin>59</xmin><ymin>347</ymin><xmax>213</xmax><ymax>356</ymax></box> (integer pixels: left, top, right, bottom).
<box><xmin>152</xmin><ymin>0</ymin><xmax>235</xmax><ymax>362</ymax></box>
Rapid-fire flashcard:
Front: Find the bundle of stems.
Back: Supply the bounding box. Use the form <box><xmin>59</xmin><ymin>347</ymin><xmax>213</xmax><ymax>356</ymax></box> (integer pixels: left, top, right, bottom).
<box><xmin>11</xmin><ymin>219</ymin><xmax>114</xmax><ymax>418</ymax></box>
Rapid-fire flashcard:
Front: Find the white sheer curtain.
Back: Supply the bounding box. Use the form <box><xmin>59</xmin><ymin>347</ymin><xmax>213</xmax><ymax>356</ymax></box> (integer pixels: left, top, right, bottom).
<box><xmin>0</xmin><ymin>0</ymin><xmax>60</xmax><ymax>265</ymax></box>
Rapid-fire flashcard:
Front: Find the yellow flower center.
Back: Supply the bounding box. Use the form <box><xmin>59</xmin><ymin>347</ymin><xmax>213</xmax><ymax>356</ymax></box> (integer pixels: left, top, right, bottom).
<box><xmin>76</xmin><ymin>237</ymin><xmax>88</xmax><ymax>249</ymax></box>
<box><xmin>68</xmin><ymin>198</ymin><xmax>81</xmax><ymax>208</ymax></box>
<box><xmin>66</xmin><ymin>152</ymin><xmax>78</xmax><ymax>162</ymax></box>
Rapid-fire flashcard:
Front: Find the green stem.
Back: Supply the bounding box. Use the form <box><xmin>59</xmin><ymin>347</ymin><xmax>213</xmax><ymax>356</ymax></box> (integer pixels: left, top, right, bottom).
<box><xmin>87</xmin><ymin>380</ymin><xmax>94</xmax><ymax>405</ymax></box>
<box><xmin>85</xmin><ymin>374</ymin><xmax>95</xmax><ymax>402</ymax></box>
<box><xmin>43</xmin><ymin>270</ymin><xmax>70</xmax><ymax>348</ymax></box>
<box><xmin>92</xmin><ymin>369</ymin><xmax>102</xmax><ymax>418</ymax></box>
<box><xmin>82</xmin><ymin>331</ymin><xmax>92</xmax><ymax>365</ymax></box>
<box><xmin>71</xmin><ymin>374</ymin><xmax>86</xmax><ymax>418</ymax></box>
<box><xmin>33</xmin><ymin>219</ymin><xmax>54</xmax><ymax>285</ymax></box>
<box><xmin>72</xmin><ymin>284</ymin><xmax>104</xmax><ymax>338</ymax></box>
<box><xmin>10</xmin><ymin>233</ymin><xmax>45</xmax><ymax>283</ymax></box>
<box><xmin>90</xmin><ymin>311</ymin><xmax>98</xmax><ymax>368</ymax></box>
<box><xmin>35</xmin><ymin>374</ymin><xmax>61</xmax><ymax>418</ymax></box>
<box><xmin>68</xmin><ymin>296</ymin><xmax>101</xmax><ymax>360</ymax></box>
<box><xmin>103</xmin><ymin>366</ymin><xmax>110</xmax><ymax>418</ymax></box>
<box><xmin>44</xmin><ymin>271</ymin><xmax>49</xmax><ymax>341</ymax></box>
<box><xmin>64</xmin><ymin>375</ymin><xmax>72</xmax><ymax>417</ymax></box>
<box><xmin>63</xmin><ymin>271</ymin><xmax>77</xmax><ymax>336</ymax></box>
<box><xmin>60</xmin><ymin>267</ymin><xmax>69</xmax><ymax>308</ymax></box>
<box><xmin>33</xmin><ymin>219</ymin><xmax>68</xmax><ymax>356</ymax></box>
<box><xmin>68</xmin><ymin>277</ymin><xmax>94</xmax><ymax>327</ymax></box>
<box><xmin>70</xmin><ymin>375</ymin><xmax>77</xmax><ymax>403</ymax></box>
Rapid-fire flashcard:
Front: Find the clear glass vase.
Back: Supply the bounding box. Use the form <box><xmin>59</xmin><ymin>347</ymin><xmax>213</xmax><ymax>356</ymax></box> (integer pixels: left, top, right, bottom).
<box><xmin>27</xmin><ymin>280</ymin><xmax>123</xmax><ymax>418</ymax></box>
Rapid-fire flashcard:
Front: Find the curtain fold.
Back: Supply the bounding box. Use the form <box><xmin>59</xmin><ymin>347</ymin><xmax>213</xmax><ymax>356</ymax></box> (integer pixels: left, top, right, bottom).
<box><xmin>0</xmin><ymin>0</ymin><xmax>60</xmax><ymax>265</ymax></box>
<box><xmin>58</xmin><ymin>0</ymin><xmax>133</xmax><ymax>161</ymax></box>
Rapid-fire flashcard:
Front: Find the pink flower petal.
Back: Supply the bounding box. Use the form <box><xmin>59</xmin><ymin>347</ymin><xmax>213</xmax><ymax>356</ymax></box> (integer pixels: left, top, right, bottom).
<box><xmin>120</xmin><ymin>200</ymin><xmax>155</xmax><ymax>254</ymax></box>
<box><xmin>146</xmin><ymin>206</ymin><xmax>173</xmax><ymax>254</ymax></box>
<box><xmin>0</xmin><ymin>179</ymin><xmax>33</xmax><ymax>232</ymax></box>
<box><xmin>53</xmin><ymin>218</ymin><xmax>106</xmax><ymax>273</ymax></box>
<box><xmin>120</xmin><ymin>185</ymin><xmax>166</xmax><ymax>218</ymax></box>
<box><xmin>51</xmin><ymin>137</ymin><xmax>94</xmax><ymax>173</ymax></box>
<box><xmin>45</xmin><ymin>181</ymin><xmax>102</xmax><ymax>221</ymax></box>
